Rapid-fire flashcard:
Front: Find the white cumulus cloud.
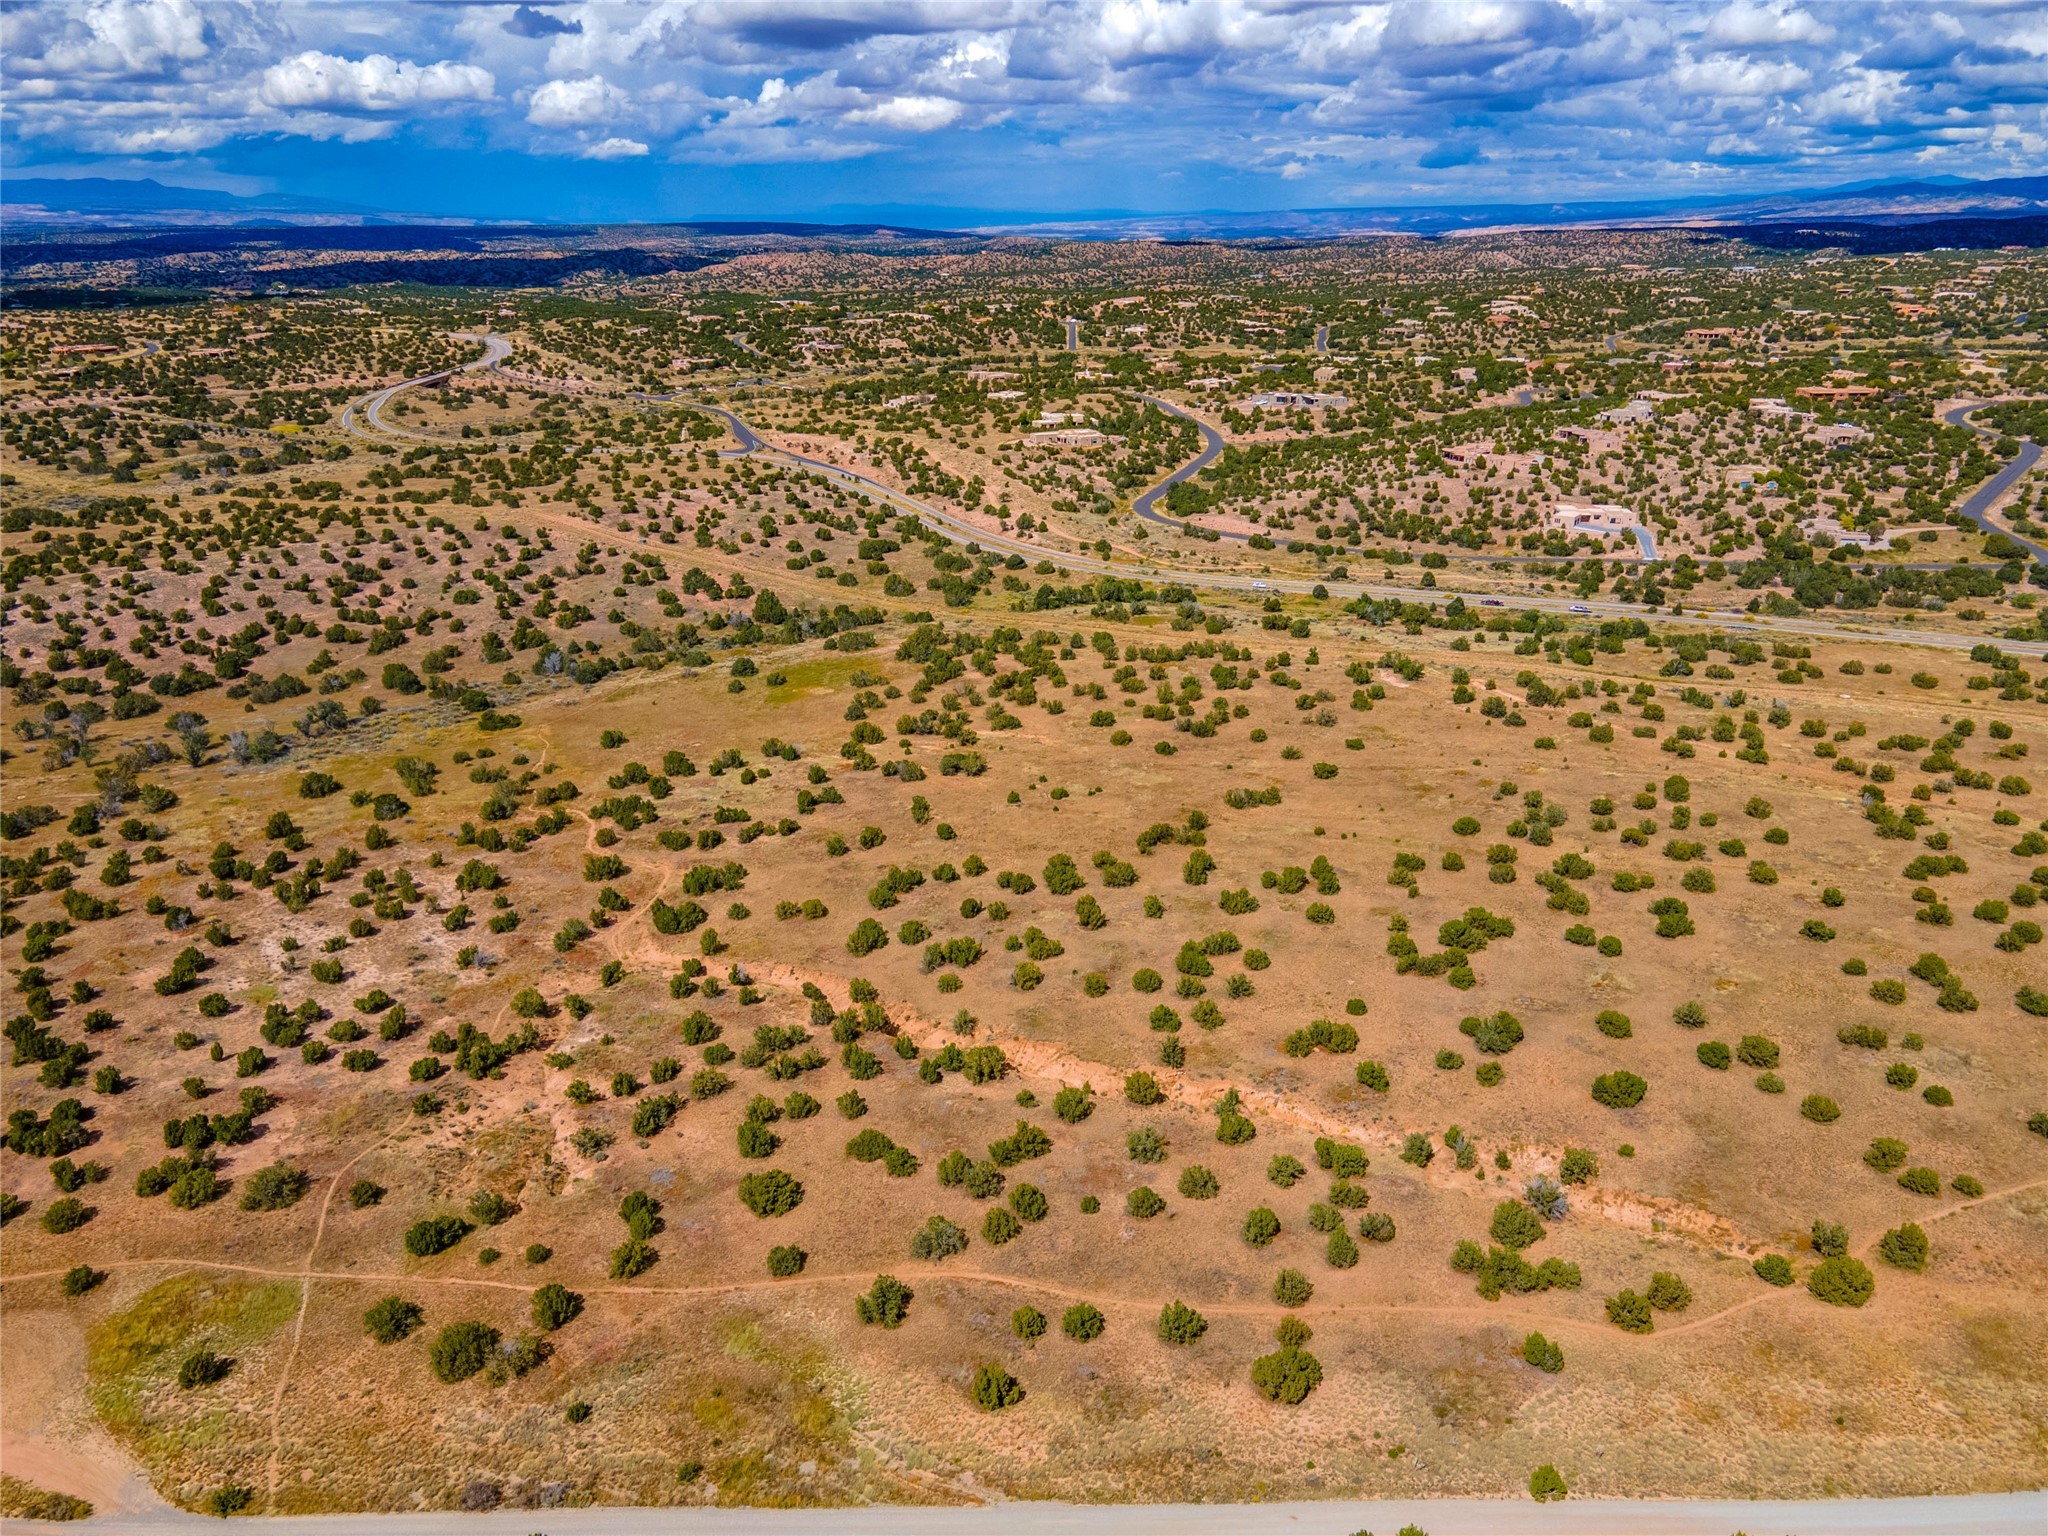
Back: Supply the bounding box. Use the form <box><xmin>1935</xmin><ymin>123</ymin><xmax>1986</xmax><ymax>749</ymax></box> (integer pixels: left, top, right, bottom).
<box><xmin>528</xmin><ymin>74</ymin><xmax>628</xmax><ymax>127</ymax></box>
<box><xmin>1706</xmin><ymin>1</ymin><xmax>1834</xmax><ymax>48</ymax></box>
<box><xmin>258</xmin><ymin>50</ymin><xmax>495</xmax><ymax>112</ymax></box>
<box><xmin>30</xmin><ymin>0</ymin><xmax>211</xmax><ymax>79</ymax></box>
<box><xmin>3</xmin><ymin>0</ymin><xmax>2043</xmax><ymax>203</ymax></box>
<box><xmin>1669</xmin><ymin>51</ymin><xmax>1810</xmax><ymax>99</ymax></box>
<box><xmin>846</xmin><ymin>93</ymin><xmax>964</xmax><ymax>130</ymax></box>
<box><xmin>101</xmin><ymin>118</ymin><xmax>235</xmax><ymax>153</ymax></box>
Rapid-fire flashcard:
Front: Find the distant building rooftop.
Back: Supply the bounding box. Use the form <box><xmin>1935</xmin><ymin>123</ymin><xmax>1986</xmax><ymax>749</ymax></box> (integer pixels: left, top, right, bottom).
<box><xmin>1243</xmin><ymin>391</ymin><xmax>1347</xmax><ymax>410</ymax></box>
<box><xmin>1598</xmin><ymin>399</ymin><xmax>1655</xmax><ymax>425</ymax></box>
<box><xmin>1024</xmin><ymin>428</ymin><xmax>1121</xmax><ymax>448</ymax></box>
<box><xmin>1548</xmin><ymin>500</ymin><xmax>1641</xmax><ymax>530</ymax></box>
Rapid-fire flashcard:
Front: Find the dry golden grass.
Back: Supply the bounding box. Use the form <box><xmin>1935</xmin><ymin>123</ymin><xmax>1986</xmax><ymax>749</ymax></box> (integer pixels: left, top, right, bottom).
<box><xmin>6</xmin><ymin>603</ymin><xmax>2047</xmax><ymax>1513</ymax></box>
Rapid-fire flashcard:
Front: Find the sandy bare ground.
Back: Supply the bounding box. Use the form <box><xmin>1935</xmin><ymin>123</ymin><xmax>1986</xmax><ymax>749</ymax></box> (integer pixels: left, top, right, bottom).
<box><xmin>0</xmin><ymin>1306</ymin><xmax>167</xmax><ymax>1517</ymax></box>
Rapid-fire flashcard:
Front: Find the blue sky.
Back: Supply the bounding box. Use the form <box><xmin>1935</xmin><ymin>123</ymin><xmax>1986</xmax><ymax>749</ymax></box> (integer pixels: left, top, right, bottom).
<box><xmin>4</xmin><ymin>0</ymin><xmax>2045</xmax><ymax>221</ymax></box>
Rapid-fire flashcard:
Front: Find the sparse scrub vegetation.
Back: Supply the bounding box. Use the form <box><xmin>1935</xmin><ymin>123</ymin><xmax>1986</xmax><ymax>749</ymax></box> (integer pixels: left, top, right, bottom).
<box><xmin>0</xmin><ymin>239</ymin><xmax>2036</xmax><ymax>1510</ymax></box>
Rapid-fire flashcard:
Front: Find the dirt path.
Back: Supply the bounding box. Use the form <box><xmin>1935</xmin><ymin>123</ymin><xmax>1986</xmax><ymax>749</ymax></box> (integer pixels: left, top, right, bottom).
<box><xmin>259</xmin><ymin>1128</ymin><xmax>402</xmax><ymax>1513</ymax></box>
<box><xmin>8</xmin><ymin>1172</ymin><xmax>2042</xmax><ymax>1350</ymax></box>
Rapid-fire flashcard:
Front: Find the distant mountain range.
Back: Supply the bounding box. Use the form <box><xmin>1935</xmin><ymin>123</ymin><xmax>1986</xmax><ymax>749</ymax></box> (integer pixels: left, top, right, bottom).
<box><xmin>3</xmin><ymin>172</ymin><xmax>2044</xmax><ymax>239</ymax></box>
<box><xmin>968</xmin><ymin>176</ymin><xmax>2048</xmax><ymax>239</ymax></box>
<box><xmin>1</xmin><ymin>178</ymin><xmax>405</xmax><ymax>224</ymax></box>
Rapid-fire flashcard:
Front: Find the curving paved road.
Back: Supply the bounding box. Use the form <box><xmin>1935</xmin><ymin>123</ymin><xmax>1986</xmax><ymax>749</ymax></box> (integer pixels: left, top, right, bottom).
<box><xmin>1315</xmin><ymin>322</ymin><xmax>1330</xmax><ymax>353</ymax></box>
<box><xmin>666</xmin><ymin>396</ymin><xmax>2044</xmax><ymax>656</ymax></box>
<box><xmin>1129</xmin><ymin>394</ymin><xmax>1233</xmax><ymax>537</ymax></box>
<box><xmin>656</xmin><ymin>397</ymin><xmax>762</xmax><ymax>455</ymax></box>
<box><xmin>339</xmin><ymin>334</ymin><xmax>511</xmax><ymax>444</ymax></box>
<box><xmin>69</xmin><ymin>1490</ymin><xmax>2048</xmax><ymax>1535</ymax></box>
<box><xmin>1941</xmin><ymin>401</ymin><xmax>2046</xmax><ymax>563</ymax></box>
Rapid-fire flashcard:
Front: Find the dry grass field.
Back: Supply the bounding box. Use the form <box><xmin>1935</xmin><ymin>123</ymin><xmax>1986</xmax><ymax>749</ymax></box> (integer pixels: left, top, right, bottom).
<box><xmin>5</xmin><ymin>584</ymin><xmax>2046</xmax><ymax>1515</ymax></box>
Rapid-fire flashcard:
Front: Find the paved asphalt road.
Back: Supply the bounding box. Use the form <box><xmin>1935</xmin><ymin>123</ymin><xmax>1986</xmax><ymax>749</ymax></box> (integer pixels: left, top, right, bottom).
<box><xmin>1315</xmin><ymin>322</ymin><xmax>1330</xmax><ymax>353</ymax></box>
<box><xmin>1129</xmin><ymin>394</ymin><xmax>1232</xmax><ymax>537</ymax></box>
<box><xmin>67</xmin><ymin>1490</ymin><xmax>2048</xmax><ymax>1535</ymax></box>
<box><xmin>1942</xmin><ymin>400</ymin><xmax>2046</xmax><ymax>562</ymax></box>
<box><xmin>672</xmin><ymin>398</ymin><xmax>764</xmax><ymax>453</ymax></box>
<box><xmin>672</xmin><ymin>398</ymin><xmax>2045</xmax><ymax>657</ymax></box>
<box><xmin>339</xmin><ymin>334</ymin><xmax>511</xmax><ymax>443</ymax></box>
